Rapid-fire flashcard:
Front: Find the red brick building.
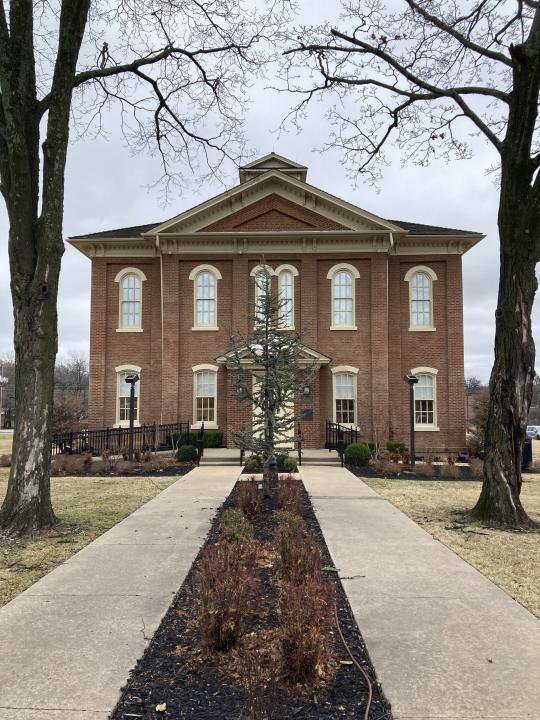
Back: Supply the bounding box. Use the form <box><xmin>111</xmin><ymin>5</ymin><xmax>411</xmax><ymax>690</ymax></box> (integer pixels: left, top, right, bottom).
<box><xmin>70</xmin><ymin>154</ymin><xmax>483</xmax><ymax>452</ymax></box>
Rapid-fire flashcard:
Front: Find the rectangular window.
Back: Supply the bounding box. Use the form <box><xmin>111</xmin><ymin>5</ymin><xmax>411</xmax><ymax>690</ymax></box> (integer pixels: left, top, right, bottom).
<box><xmin>414</xmin><ymin>374</ymin><xmax>435</xmax><ymax>426</ymax></box>
<box><xmin>196</xmin><ymin>371</ymin><xmax>216</xmax><ymax>423</ymax></box>
<box><xmin>335</xmin><ymin>372</ymin><xmax>356</xmax><ymax>424</ymax></box>
<box><xmin>118</xmin><ymin>371</ymin><xmax>139</xmax><ymax>424</ymax></box>
<box><xmin>121</xmin><ymin>275</ymin><xmax>141</xmax><ymax>327</ymax></box>
<box><xmin>195</xmin><ymin>271</ymin><xmax>216</xmax><ymax>326</ymax></box>
<box><xmin>410</xmin><ymin>273</ymin><xmax>432</xmax><ymax>327</ymax></box>
<box><xmin>333</xmin><ymin>271</ymin><xmax>354</xmax><ymax>326</ymax></box>
<box><xmin>279</xmin><ymin>270</ymin><xmax>294</xmax><ymax>327</ymax></box>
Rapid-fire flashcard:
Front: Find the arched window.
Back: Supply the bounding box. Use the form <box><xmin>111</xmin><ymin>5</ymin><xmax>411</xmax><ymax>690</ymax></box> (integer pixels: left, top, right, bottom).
<box><xmin>332</xmin><ymin>366</ymin><xmax>359</xmax><ymax>425</ymax></box>
<box><xmin>115</xmin><ymin>268</ymin><xmax>147</xmax><ymax>331</ymax></box>
<box><xmin>115</xmin><ymin>364</ymin><xmax>141</xmax><ymax>427</ymax></box>
<box><xmin>411</xmin><ymin>367</ymin><xmax>439</xmax><ymax>430</ymax></box>
<box><xmin>404</xmin><ymin>266</ymin><xmax>437</xmax><ymax>331</ymax></box>
<box><xmin>192</xmin><ymin>364</ymin><xmax>218</xmax><ymax>427</ymax></box>
<box><xmin>189</xmin><ymin>265</ymin><xmax>222</xmax><ymax>330</ymax></box>
<box><xmin>327</xmin><ymin>263</ymin><xmax>360</xmax><ymax>329</ymax></box>
<box><xmin>276</xmin><ymin>264</ymin><xmax>298</xmax><ymax>329</ymax></box>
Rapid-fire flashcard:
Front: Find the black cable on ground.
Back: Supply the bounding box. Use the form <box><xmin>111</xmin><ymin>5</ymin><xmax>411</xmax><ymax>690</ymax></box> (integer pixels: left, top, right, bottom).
<box><xmin>334</xmin><ymin>601</ymin><xmax>373</xmax><ymax>720</ymax></box>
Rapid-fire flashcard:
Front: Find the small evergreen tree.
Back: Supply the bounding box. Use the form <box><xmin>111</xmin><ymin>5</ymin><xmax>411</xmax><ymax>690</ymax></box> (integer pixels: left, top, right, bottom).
<box><xmin>225</xmin><ymin>264</ymin><xmax>316</xmax><ymax>463</ymax></box>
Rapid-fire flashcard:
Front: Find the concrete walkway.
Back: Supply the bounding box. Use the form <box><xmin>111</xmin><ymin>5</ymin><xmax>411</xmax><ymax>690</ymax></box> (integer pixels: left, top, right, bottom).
<box><xmin>302</xmin><ymin>465</ymin><xmax>540</xmax><ymax>720</ymax></box>
<box><xmin>0</xmin><ymin>466</ymin><xmax>239</xmax><ymax>719</ymax></box>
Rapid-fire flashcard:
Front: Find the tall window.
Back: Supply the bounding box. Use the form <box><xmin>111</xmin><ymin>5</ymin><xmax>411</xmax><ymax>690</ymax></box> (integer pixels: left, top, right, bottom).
<box><xmin>115</xmin><ymin>268</ymin><xmax>146</xmax><ymax>331</ymax></box>
<box><xmin>195</xmin><ymin>271</ymin><xmax>216</xmax><ymax>327</ymax></box>
<box><xmin>405</xmin><ymin>266</ymin><xmax>437</xmax><ymax>330</ymax></box>
<box><xmin>414</xmin><ymin>373</ymin><xmax>436</xmax><ymax>427</ymax></box>
<box><xmin>279</xmin><ymin>269</ymin><xmax>293</xmax><ymax>327</ymax></box>
<box><xmin>255</xmin><ymin>270</ymin><xmax>270</xmax><ymax>322</ymax></box>
<box><xmin>195</xmin><ymin>370</ymin><xmax>216</xmax><ymax>423</ymax></box>
<box><xmin>327</xmin><ymin>263</ymin><xmax>360</xmax><ymax>329</ymax></box>
<box><xmin>189</xmin><ymin>265</ymin><xmax>222</xmax><ymax>330</ymax></box>
<box><xmin>334</xmin><ymin>371</ymin><xmax>356</xmax><ymax>424</ymax></box>
<box><xmin>116</xmin><ymin>369</ymin><xmax>140</xmax><ymax>426</ymax></box>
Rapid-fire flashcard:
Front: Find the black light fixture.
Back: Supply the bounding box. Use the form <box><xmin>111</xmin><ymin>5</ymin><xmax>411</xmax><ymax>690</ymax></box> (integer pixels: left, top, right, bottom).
<box><xmin>404</xmin><ymin>374</ymin><xmax>419</xmax><ymax>466</ymax></box>
<box><xmin>124</xmin><ymin>373</ymin><xmax>140</xmax><ymax>461</ymax></box>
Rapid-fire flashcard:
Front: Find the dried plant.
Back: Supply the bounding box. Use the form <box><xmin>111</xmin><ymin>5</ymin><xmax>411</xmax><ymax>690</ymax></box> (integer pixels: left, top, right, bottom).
<box><xmin>276</xmin><ymin>475</ymin><xmax>303</xmax><ymax>516</ymax></box>
<box><xmin>277</xmin><ymin>576</ymin><xmax>336</xmax><ymax>685</ymax></box>
<box><xmin>192</xmin><ymin>539</ymin><xmax>258</xmax><ymax>652</ymax></box>
<box><xmin>237</xmin><ymin>478</ymin><xmax>261</xmax><ymax>518</ymax></box>
<box><xmin>469</xmin><ymin>457</ymin><xmax>485</xmax><ymax>480</ymax></box>
<box><xmin>414</xmin><ymin>463</ymin><xmax>435</xmax><ymax>478</ymax></box>
<box><xmin>50</xmin><ymin>454</ymin><xmax>86</xmax><ymax>475</ymax></box>
<box><xmin>444</xmin><ymin>463</ymin><xmax>461</xmax><ymax>480</ymax></box>
<box><xmin>220</xmin><ymin>508</ymin><xmax>254</xmax><ymax>542</ymax></box>
<box><xmin>372</xmin><ymin>458</ymin><xmax>401</xmax><ymax>476</ymax></box>
<box><xmin>276</xmin><ymin>521</ymin><xmax>322</xmax><ymax>585</ymax></box>
<box><xmin>0</xmin><ymin>454</ymin><xmax>12</xmax><ymax>468</ymax></box>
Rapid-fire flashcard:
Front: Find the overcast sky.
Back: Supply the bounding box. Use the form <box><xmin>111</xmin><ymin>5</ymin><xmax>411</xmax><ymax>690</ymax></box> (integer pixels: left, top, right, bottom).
<box><xmin>0</xmin><ymin>1</ymin><xmax>537</xmax><ymax>384</ymax></box>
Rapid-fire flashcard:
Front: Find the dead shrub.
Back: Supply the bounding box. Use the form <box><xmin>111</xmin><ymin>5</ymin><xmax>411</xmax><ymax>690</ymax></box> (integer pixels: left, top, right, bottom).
<box><xmin>443</xmin><ymin>463</ymin><xmax>461</xmax><ymax>479</ymax></box>
<box><xmin>100</xmin><ymin>449</ymin><xmax>118</xmax><ymax>472</ymax></box>
<box><xmin>237</xmin><ymin>477</ymin><xmax>261</xmax><ymax>518</ymax></box>
<box><xmin>276</xmin><ymin>521</ymin><xmax>322</xmax><ymax>584</ymax></box>
<box><xmin>120</xmin><ymin>446</ymin><xmax>128</xmax><ymax>461</ymax></box>
<box><xmin>446</xmin><ymin>453</ymin><xmax>456</xmax><ymax>465</ymax></box>
<box><xmin>89</xmin><ymin>459</ymin><xmax>106</xmax><ymax>474</ymax></box>
<box><xmin>414</xmin><ymin>463</ymin><xmax>434</xmax><ymax>478</ymax></box>
<box><xmin>134</xmin><ymin>448</ymin><xmax>142</xmax><ymax>463</ymax></box>
<box><xmin>51</xmin><ymin>454</ymin><xmax>85</xmax><ymax>475</ymax></box>
<box><xmin>276</xmin><ymin>474</ymin><xmax>303</xmax><ymax>516</ymax></box>
<box><xmin>192</xmin><ymin>539</ymin><xmax>258</xmax><ymax>652</ymax></box>
<box><xmin>372</xmin><ymin>458</ymin><xmax>401</xmax><ymax>476</ymax></box>
<box><xmin>115</xmin><ymin>459</ymin><xmax>138</xmax><ymax>474</ymax></box>
<box><xmin>277</xmin><ymin>575</ymin><xmax>335</xmax><ymax>685</ymax></box>
<box><xmin>469</xmin><ymin>457</ymin><xmax>484</xmax><ymax>480</ymax></box>
<box><xmin>0</xmin><ymin>454</ymin><xmax>10</xmax><ymax>468</ymax></box>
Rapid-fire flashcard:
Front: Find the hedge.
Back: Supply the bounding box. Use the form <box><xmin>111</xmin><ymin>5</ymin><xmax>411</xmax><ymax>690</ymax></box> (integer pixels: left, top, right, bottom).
<box><xmin>344</xmin><ymin>442</ymin><xmax>372</xmax><ymax>467</ymax></box>
<box><xmin>176</xmin><ymin>445</ymin><xmax>198</xmax><ymax>462</ymax></box>
<box><xmin>167</xmin><ymin>429</ymin><xmax>223</xmax><ymax>449</ymax></box>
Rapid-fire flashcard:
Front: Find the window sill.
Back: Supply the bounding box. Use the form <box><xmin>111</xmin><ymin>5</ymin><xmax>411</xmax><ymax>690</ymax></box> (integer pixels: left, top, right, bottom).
<box><xmin>277</xmin><ymin>326</ymin><xmax>295</xmax><ymax>331</ymax></box>
<box><xmin>192</xmin><ymin>326</ymin><xmax>219</xmax><ymax>332</ymax></box>
<box><xmin>191</xmin><ymin>422</ymin><xmax>219</xmax><ymax>430</ymax></box>
<box><xmin>116</xmin><ymin>328</ymin><xmax>143</xmax><ymax>333</ymax></box>
<box><xmin>330</xmin><ymin>325</ymin><xmax>357</xmax><ymax>331</ymax></box>
<box><xmin>409</xmin><ymin>326</ymin><xmax>436</xmax><ymax>332</ymax></box>
<box><xmin>414</xmin><ymin>425</ymin><xmax>440</xmax><ymax>432</ymax></box>
<box><xmin>114</xmin><ymin>422</ymin><xmax>141</xmax><ymax>428</ymax></box>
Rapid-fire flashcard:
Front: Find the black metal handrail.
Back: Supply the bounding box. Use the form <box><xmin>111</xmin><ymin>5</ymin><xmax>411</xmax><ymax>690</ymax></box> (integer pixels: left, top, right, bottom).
<box><xmin>296</xmin><ymin>423</ymin><xmax>303</xmax><ymax>467</ymax></box>
<box><xmin>197</xmin><ymin>423</ymin><xmax>205</xmax><ymax>466</ymax></box>
<box><xmin>325</xmin><ymin>420</ymin><xmax>359</xmax><ymax>450</ymax></box>
<box><xmin>52</xmin><ymin>421</ymin><xmax>190</xmax><ymax>457</ymax></box>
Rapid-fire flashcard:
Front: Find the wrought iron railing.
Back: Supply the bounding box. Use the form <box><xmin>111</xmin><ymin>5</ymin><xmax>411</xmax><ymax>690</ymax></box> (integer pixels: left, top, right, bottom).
<box><xmin>52</xmin><ymin>421</ymin><xmax>190</xmax><ymax>456</ymax></box>
<box><xmin>325</xmin><ymin>421</ymin><xmax>359</xmax><ymax>450</ymax></box>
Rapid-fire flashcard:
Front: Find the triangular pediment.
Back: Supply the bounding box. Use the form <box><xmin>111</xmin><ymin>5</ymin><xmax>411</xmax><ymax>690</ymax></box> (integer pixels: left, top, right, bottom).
<box><xmin>216</xmin><ymin>343</ymin><xmax>331</xmax><ymax>367</ymax></box>
<box><xmin>146</xmin><ymin>169</ymin><xmax>404</xmax><ymax>236</ymax></box>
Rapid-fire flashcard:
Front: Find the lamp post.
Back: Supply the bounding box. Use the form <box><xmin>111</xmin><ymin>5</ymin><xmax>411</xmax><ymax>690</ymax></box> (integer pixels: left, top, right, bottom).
<box><xmin>0</xmin><ymin>376</ymin><xmax>8</xmax><ymax>430</ymax></box>
<box><xmin>404</xmin><ymin>374</ymin><xmax>419</xmax><ymax>466</ymax></box>
<box><xmin>124</xmin><ymin>373</ymin><xmax>139</xmax><ymax>461</ymax></box>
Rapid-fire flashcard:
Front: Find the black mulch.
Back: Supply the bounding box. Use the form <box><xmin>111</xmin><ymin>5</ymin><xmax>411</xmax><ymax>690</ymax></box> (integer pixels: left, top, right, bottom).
<box><xmin>56</xmin><ymin>465</ymin><xmax>194</xmax><ymax>479</ymax></box>
<box><xmin>110</xmin><ymin>481</ymin><xmax>393</xmax><ymax>720</ymax></box>
<box><xmin>349</xmin><ymin>465</ymin><xmax>477</xmax><ymax>482</ymax></box>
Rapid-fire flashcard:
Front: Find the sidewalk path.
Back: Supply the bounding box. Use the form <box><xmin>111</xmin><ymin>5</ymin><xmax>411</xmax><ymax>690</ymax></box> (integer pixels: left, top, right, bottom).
<box><xmin>0</xmin><ymin>466</ymin><xmax>239</xmax><ymax>719</ymax></box>
<box><xmin>302</xmin><ymin>465</ymin><xmax>540</xmax><ymax>720</ymax></box>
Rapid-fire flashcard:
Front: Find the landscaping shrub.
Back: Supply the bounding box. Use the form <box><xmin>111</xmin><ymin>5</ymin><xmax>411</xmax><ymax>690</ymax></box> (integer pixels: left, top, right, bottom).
<box><xmin>245</xmin><ymin>454</ymin><xmax>262</xmax><ymax>473</ymax></box>
<box><xmin>372</xmin><ymin>458</ymin><xmax>401</xmax><ymax>476</ymax></box>
<box><xmin>275</xmin><ymin>453</ymin><xmax>288</xmax><ymax>467</ymax></box>
<box><xmin>443</xmin><ymin>463</ymin><xmax>461</xmax><ymax>479</ymax></box>
<box><xmin>282</xmin><ymin>457</ymin><xmax>298</xmax><ymax>473</ymax></box>
<box><xmin>386</xmin><ymin>440</ymin><xmax>407</xmax><ymax>455</ymax></box>
<box><xmin>51</xmin><ymin>454</ymin><xmax>86</xmax><ymax>475</ymax></box>
<box><xmin>276</xmin><ymin>520</ymin><xmax>322</xmax><ymax>585</ymax></box>
<box><xmin>276</xmin><ymin>474</ymin><xmax>303</xmax><ymax>516</ymax></box>
<box><xmin>344</xmin><ymin>442</ymin><xmax>372</xmax><ymax>467</ymax></box>
<box><xmin>278</xmin><ymin>576</ymin><xmax>335</xmax><ymax>685</ymax></box>
<box><xmin>115</xmin><ymin>459</ymin><xmax>139</xmax><ymax>475</ymax></box>
<box><xmin>237</xmin><ymin>478</ymin><xmax>261</xmax><ymax>518</ymax></box>
<box><xmin>414</xmin><ymin>462</ymin><xmax>434</xmax><ymax>478</ymax></box>
<box><xmin>271</xmin><ymin>509</ymin><xmax>305</xmax><ymax>530</ymax></box>
<box><xmin>175</xmin><ymin>445</ymin><xmax>198</xmax><ymax>463</ymax></box>
<box><xmin>168</xmin><ymin>430</ymin><xmax>224</xmax><ymax>449</ymax></box>
<box><xmin>192</xmin><ymin>539</ymin><xmax>258</xmax><ymax>652</ymax></box>
<box><xmin>0</xmin><ymin>454</ymin><xmax>11</xmax><ymax>467</ymax></box>
<box><xmin>469</xmin><ymin>457</ymin><xmax>484</xmax><ymax>480</ymax></box>
<box><xmin>220</xmin><ymin>508</ymin><xmax>254</xmax><ymax>542</ymax></box>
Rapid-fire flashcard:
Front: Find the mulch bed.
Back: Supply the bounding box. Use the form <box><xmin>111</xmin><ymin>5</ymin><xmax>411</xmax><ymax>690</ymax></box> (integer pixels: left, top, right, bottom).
<box><xmin>349</xmin><ymin>465</ymin><xmax>478</xmax><ymax>482</ymax></box>
<box><xmin>111</xmin><ymin>480</ymin><xmax>393</xmax><ymax>720</ymax></box>
<box><xmin>52</xmin><ymin>464</ymin><xmax>194</xmax><ymax>478</ymax></box>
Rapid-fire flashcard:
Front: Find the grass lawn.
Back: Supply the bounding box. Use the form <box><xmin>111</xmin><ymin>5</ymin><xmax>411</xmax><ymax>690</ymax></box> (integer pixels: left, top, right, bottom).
<box><xmin>0</xmin><ymin>432</ymin><xmax>13</xmax><ymax>455</ymax></box>
<box><xmin>0</xmin><ymin>468</ymin><xmax>178</xmax><ymax>607</ymax></box>
<box><xmin>362</xmin><ymin>473</ymin><xmax>540</xmax><ymax>619</ymax></box>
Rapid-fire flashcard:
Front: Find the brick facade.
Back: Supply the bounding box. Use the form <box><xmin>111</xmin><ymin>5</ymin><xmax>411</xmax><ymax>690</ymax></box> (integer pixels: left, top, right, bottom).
<box><xmin>77</xmin><ymin>154</ymin><xmax>481</xmax><ymax>454</ymax></box>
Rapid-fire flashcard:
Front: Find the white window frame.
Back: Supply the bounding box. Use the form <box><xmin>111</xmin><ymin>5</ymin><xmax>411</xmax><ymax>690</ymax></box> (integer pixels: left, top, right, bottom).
<box><xmin>250</xmin><ymin>264</ymin><xmax>275</xmax><ymax>325</ymax></box>
<box><xmin>192</xmin><ymin>363</ymin><xmax>219</xmax><ymax>429</ymax></box>
<box><xmin>331</xmin><ymin>366</ymin><xmax>359</xmax><ymax>426</ymax></box>
<box><xmin>404</xmin><ymin>266</ymin><xmax>437</xmax><ymax>332</ymax></box>
<box><xmin>189</xmin><ymin>264</ymin><xmax>222</xmax><ymax>331</ymax></box>
<box><xmin>275</xmin><ymin>264</ymin><xmax>298</xmax><ymax>330</ymax></box>
<box><xmin>114</xmin><ymin>268</ymin><xmax>147</xmax><ymax>332</ymax></box>
<box><xmin>411</xmin><ymin>366</ymin><xmax>439</xmax><ymax>431</ymax></box>
<box><xmin>327</xmin><ymin>263</ymin><xmax>360</xmax><ymax>330</ymax></box>
<box><xmin>115</xmin><ymin>364</ymin><xmax>141</xmax><ymax>427</ymax></box>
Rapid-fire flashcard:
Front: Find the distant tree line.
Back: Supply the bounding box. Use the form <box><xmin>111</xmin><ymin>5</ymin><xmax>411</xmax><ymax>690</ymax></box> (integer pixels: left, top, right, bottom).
<box><xmin>0</xmin><ymin>352</ymin><xmax>88</xmax><ymax>433</ymax></box>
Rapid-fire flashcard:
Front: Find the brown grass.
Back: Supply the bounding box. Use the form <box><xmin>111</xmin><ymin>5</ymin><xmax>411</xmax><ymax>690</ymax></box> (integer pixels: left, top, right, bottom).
<box><xmin>0</xmin><ymin>471</ymin><xmax>177</xmax><ymax>607</ymax></box>
<box><xmin>362</xmin><ymin>473</ymin><xmax>540</xmax><ymax>618</ymax></box>
<box><xmin>0</xmin><ymin>433</ymin><xmax>13</xmax><ymax>455</ymax></box>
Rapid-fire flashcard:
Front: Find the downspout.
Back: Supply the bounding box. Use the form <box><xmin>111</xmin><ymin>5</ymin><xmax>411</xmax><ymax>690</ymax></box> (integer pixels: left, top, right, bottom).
<box><xmin>157</xmin><ymin>235</ymin><xmax>164</xmax><ymax>425</ymax></box>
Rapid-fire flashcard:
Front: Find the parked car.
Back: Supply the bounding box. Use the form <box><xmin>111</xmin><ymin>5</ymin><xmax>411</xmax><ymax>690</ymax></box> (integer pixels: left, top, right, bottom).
<box><xmin>526</xmin><ymin>426</ymin><xmax>540</xmax><ymax>440</ymax></box>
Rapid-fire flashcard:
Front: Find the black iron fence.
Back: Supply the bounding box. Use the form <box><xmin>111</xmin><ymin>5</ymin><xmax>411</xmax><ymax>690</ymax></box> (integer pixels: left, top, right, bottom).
<box><xmin>52</xmin><ymin>421</ymin><xmax>190</xmax><ymax>457</ymax></box>
<box><xmin>325</xmin><ymin>421</ymin><xmax>359</xmax><ymax>450</ymax></box>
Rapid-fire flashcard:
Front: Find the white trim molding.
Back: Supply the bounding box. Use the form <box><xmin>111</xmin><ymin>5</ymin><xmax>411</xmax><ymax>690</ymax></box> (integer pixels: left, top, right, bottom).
<box><xmin>275</xmin><ymin>263</ymin><xmax>299</xmax><ymax>277</ymax></box>
<box><xmin>277</xmin><ymin>264</ymin><xmax>298</xmax><ymax>330</ymax></box>
<box><xmin>114</xmin><ymin>267</ymin><xmax>147</xmax><ymax>332</ymax></box>
<box><xmin>331</xmin><ymin>366</ymin><xmax>359</xmax><ymax>426</ymax></box>
<box><xmin>404</xmin><ymin>266</ymin><xmax>437</xmax><ymax>332</ymax></box>
<box><xmin>192</xmin><ymin>364</ymin><xmax>219</xmax><ymax>429</ymax></box>
<box><xmin>115</xmin><ymin>364</ymin><xmax>141</xmax><ymax>427</ymax></box>
<box><xmin>250</xmin><ymin>264</ymin><xmax>275</xmax><ymax>277</ymax></box>
<box><xmin>327</xmin><ymin>263</ymin><xmax>360</xmax><ymax>330</ymax></box>
<box><xmin>191</xmin><ymin>264</ymin><xmax>221</xmax><ymax>331</ymax></box>
<box><xmin>411</xmin><ymin>367</ymin><xmax>439</xmax><ymax>431</ymax></box>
